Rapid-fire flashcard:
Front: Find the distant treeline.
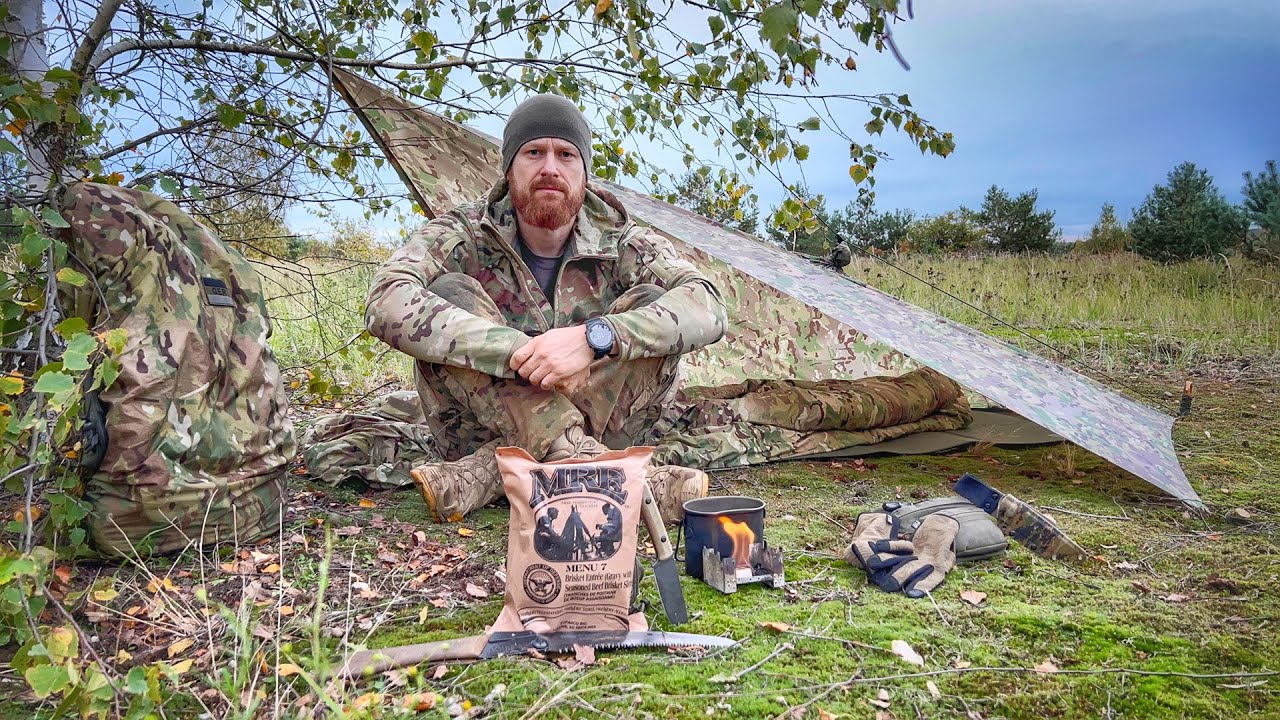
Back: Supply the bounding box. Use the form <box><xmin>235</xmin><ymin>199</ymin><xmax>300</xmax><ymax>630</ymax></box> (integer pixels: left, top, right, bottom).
<box><xmin>672</xmin><ymin>161</ymin><xmax>1280</xmax><ymax>264</ymax></box>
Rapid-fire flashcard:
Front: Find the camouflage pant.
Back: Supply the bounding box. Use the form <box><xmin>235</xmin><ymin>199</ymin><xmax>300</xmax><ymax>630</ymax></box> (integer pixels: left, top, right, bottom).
<box><xmin>417</xmin><ymin>273</ymin><xmax>682</xmax><ymax>462</ymax></box>
<box><xmin>651</xmin><ymin>368</ymin><xmax>973</xmax><ymax>468</ymax></box>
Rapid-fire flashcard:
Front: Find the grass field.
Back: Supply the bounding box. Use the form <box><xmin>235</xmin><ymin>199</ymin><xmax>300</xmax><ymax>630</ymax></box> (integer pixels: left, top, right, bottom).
<box><xmin>3</xmin><ymin>250</ymin><xmax>1277</xmax><ymax>718</ymax></box>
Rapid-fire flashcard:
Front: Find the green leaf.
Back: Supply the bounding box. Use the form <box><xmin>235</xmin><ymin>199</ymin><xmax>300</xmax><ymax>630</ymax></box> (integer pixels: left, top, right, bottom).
<box><xmin>25</xmin><ymin>664</ymin><xmax>71</xmax><ymax>699</ymax></box>
<box><xmin>103</xmin><ymin>328</ymin><xmax>127</xmax><ymax>355</ymax></box>
<box><xmin>66</xmin><ymin>333</ymin><xmax>97</xmax><ymax>356</ymax></box>
<box><xmin>20</xmin><ymin>232</ymin><xmax>50</xmax><ymax>264</ymax></box>
<box><xmin>40</xmin><ymin>207</ymin><xmax>70</xmax><ymax>229</ymax></box>
<box><xmin>55</xmin><ymin>268</ymin><xmax>86</xmax><ymax>287</ymax></box>
<box><xmin>158</xmin><ymin>176</ymin><xmax>178</xmax><ymax>195</ymax></box>
<box><xmin>794</xmin><ymin>144</ymin><xmax>810</xmax><ymax>161</ymax></box>
<box><xmin>758</xmin><ymin>3</ymin><xmax>799</xmax><ymax>54</ymax></box>
<box><xmin>0</xmin><ymin>552</ymin><xmax>41</xmax><ymax>583</ymax></box>
<box><xmin>62</xmin><ymin>352</ymin><xmax>90</xmax><ymax>372</ymax></box>
<box><xmin>849</xmin><ymin>164</ymin><xmax>869</xmax><ymax>184</ymax></box>
<box><xmin>0</xmin><ymin>374</ymin><xmax>22</xmax><ymax>395</ymax></box>
<box><xmin>54</xmin><ymin>317</ymin><xmax>88</xmax><ymax>339</ymax></box>
<box><xmin>707</xmin><ymin>15</ymin><xmax>725</xmax><ymax>37</ymax></box>
<box><xmin>45</xmin><ymin>627</ymin><xmax>78</xmax><ymax>664</ymax></box>
<box><xmin>125</xmin><ymin>666</ymin><xmax>148</xmax><ymax>695</ymax></box>
<box><xmin>32</xmin><ymin>372</ymin><xmax>74</xmax><ymax>394</ymax></box>
<box><xmin>798</xmin><ymin>116</ymin><xmax>820</xmax><ymax>131</ymax></box>
<box><xmin>216</xmin><ymin>103</ymin><xmax>246</xmax><ymax>129</ymax></box>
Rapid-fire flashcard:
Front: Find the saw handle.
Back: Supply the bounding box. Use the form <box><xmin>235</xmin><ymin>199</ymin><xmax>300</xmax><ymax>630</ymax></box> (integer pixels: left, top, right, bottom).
<box><xmin>640</xmin><ymin>481</ymin><xmax>675</xmax><ymax>562</ymax></box>
<box><xmin>337</xmin><ymin>635</ymin><xmax>488</xmax><ymax>679</ymax></box>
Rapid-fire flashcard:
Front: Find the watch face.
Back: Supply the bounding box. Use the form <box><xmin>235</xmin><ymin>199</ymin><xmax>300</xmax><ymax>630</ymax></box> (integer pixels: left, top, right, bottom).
<box><xmin>587</xmin><ymin>321</ymin><xmax>613</xmax><ymax>350</ymax></box>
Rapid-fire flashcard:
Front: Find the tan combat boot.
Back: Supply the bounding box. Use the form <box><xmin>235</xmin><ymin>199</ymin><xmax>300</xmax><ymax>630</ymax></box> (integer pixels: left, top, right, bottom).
<box><xmin>646</xmin><ymin>465</ymin><xmax>709</xmax><ymax>523</ymax></box>
<box><xmin>410</xmin><ymin>443</ymin><xmax>502</xmax><ymax>523</ymax></box>
<box><xmin>544</xmin><ymin>426</ymin><xmax>708</xmax><ymax>522</ymax></box>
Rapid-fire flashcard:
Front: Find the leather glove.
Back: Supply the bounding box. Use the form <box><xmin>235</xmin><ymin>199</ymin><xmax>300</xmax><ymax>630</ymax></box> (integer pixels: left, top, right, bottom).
<box><xmin>846</xmin><ymin>513</ymin><xmax>921</xmax><ymax>594</ymax></box>
<box><xmin>869</xmin><ymin>514</ymin><xmax>960</xmax><ymax>598</ymax></box>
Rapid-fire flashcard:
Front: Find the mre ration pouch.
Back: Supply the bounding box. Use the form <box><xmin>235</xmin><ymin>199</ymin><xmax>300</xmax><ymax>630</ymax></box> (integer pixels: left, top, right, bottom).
<box><xmin>491</xmin><ymin>446</ymin><xmax>651</xmax><ymax>634</ymax></box>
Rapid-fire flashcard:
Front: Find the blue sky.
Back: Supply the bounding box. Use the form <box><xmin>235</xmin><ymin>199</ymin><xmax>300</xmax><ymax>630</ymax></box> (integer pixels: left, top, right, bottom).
<box><xmin>791</xmin><ymin>0</ymin><xmax>1280</xmax><ymax>237</ymax></box>
<box><xmin>289</xmin><ymin>0</ymin><xmax>1280</xmax><ymax>239</ymax></box>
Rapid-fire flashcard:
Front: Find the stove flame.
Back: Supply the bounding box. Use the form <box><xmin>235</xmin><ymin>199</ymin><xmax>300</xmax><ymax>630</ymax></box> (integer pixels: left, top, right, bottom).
<box><xmin>717</xmin><ymin>516</ymin><xmax>755</xmax><ymax>570</ymax></box>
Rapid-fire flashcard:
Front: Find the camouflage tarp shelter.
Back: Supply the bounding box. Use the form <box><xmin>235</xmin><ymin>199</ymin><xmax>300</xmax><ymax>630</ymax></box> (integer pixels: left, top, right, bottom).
<box><xmin>331</xmin><ymin>71</ymin><xmax>1200</xmax><ymax>508</ymax></box>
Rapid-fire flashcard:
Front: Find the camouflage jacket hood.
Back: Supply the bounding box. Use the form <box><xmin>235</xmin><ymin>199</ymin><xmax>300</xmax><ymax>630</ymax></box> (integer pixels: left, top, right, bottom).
<box><xmin>366</xmin><ymin>181</ymin><xmax>727</xmax><ymax>379</ymax></box>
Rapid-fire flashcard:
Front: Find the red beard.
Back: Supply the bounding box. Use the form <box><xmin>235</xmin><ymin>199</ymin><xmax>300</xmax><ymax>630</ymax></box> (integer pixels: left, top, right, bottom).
<box><xmin>510</xmin><ymin>177</ymin><xmax>584</xmax><ymax>230</ymax></box>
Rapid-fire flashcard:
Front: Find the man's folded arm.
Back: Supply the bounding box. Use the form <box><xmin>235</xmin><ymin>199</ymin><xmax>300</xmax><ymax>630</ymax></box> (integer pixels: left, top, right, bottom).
<box><xmin>365</xmin><ymin>232</ymin><xmax>526</xmax><ymax>379</ymax></box>
<box><xmin>605</xmin><ymin>231</ymin><xmax>728</xmax><ymax>361</ymax></box>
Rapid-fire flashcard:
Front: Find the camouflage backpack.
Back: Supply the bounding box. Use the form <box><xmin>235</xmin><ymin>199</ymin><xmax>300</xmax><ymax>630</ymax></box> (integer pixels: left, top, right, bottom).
<box><xmin>60</xmin><ymin>183</ymin><xmax>294</xmax><ymax>557</ymax></box>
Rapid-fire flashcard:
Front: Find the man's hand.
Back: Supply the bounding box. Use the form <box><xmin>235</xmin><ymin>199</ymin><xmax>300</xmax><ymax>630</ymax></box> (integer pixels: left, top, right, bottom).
<box><xmin>510</xmin><ymin>325</ymin><xmax>596</xmax><ymax>390</ymax></box>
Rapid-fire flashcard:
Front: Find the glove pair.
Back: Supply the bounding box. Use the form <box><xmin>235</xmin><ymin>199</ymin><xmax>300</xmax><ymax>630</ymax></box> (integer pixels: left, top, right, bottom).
<box><xmin>844</xmin><ymin>512</ymin><xmax>959</xmax><ymax>598</ymax></box>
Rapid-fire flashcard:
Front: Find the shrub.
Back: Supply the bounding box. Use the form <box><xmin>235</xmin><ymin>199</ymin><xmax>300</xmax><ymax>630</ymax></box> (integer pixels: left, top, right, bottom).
<box><xmin>907</xmin><ymin>210</ymin><xmax>985</xmax><ymax>253</ymax></box>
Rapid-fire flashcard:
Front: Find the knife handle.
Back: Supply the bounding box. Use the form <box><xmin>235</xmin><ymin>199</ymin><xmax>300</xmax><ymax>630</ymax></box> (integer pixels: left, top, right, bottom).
<box><xmin>640</xmin><ymin>481</ymin><xmax>675</xmax><ymax>562</ymax></box>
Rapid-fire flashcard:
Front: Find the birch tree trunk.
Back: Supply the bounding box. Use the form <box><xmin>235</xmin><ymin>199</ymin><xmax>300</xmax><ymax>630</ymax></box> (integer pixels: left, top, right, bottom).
<box><xmin>1</xmin><ymin>0</ymin><xmax>53</xmax><ymax>196</ymax></box>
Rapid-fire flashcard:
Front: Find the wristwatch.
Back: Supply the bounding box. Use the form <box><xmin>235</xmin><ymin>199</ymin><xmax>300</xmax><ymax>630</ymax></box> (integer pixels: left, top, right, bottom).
<box><xmin>585</xmin><ymin>317</ymin><xmax>616</xmax><ymax>359</ymax></box>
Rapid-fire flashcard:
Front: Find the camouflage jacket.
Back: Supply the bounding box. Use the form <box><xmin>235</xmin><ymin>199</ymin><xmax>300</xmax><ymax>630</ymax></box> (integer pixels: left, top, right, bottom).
<box><xmin>366</xmin><ymin>181</ymin><xmax>728</xmax><ymax>377</ymax></box>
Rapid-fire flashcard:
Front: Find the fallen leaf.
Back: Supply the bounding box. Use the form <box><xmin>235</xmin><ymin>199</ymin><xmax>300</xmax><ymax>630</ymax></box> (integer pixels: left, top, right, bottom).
<box><xmin>465</xmin><ymin>582</ymin><xmax>489</xmax><ymax>599</ymax></box>
<box><xmin>1033</xmin><ymin>660</ymin><xmax>1059</xmax><ymax>674</ymax></box>
<box><xmin>817</xmin><ymin>709</ymin><xmax>840</xmax><ymax>720</ymax></box>
<box><xmin>401</xmin><ymin>692</ymin><xmax>438</xmax><ymax>711</ymax></box>
<box><xmin>926</xmin><ymin>680</ymin><xmax>941</xmax><ymax>699</ymax></box>
<box><xmin>1161</xmin><ymin>593</ymin><xmax>1191</xmax><ymax>603</ymax></box>
<box><xmin>1114</xmin><ymin>562</ymin><xmax>1139</xmax><ymax>571</ymax></box>
<box><xmin>430</xmin><ymin>597</ymin><xmax>448</xmax><ymax>609</ymax></box>
<box><xmin>574</xmin><ymin>644</ymin><xmax>596</xmax><ymax>666</ymax></box>
<box><xmin>168</xmin><ymin>659</ymin><xmax>194</xmax><ymax>675</ymax></box>
<box><xmin>759</xmin><ymin>621</ymin><xmax>792</xmax><ymax>632</ymax></box>
<box><xmin>251</xmin><ymin>550</ymin><xmax>276</xmax><ymax>563</ymax></box>
<box><xmin>1132</xmin><ymin>581</ymin><xmax>1153</xmax><ymax>594</ymax></box>
<box><xmin>1229</xmin><ymin>508</ymin><xmax>1252</xmax><ymax>520</ymax></box>
<box><xmin>959</xmin><ymin>590</ymin><xmax>987</xmax><ymax>607</ymax></box>
<box><xmin>890</xmin><ymin>640</ymin><xmax>924</xmax><ymax>667</ymax></box>
<box><xmin>352</xmin><ymin>693</ymin><xmax>382</xmax><ymax>710</ymax></box>
<box><xmin>261</xmin><ymin>563</ymin><xmax>281</xmax><ymax>574</ymax></box>
<box><xmin>418</xmin><ymin>606</ymin><xmax>430</xmax><ymax>624</ymax></box>
<box><xmin>457</xmin><ymin>527</ymin><xmax>476</xmax><ymax>537</ymax></box>
<box><xmin>358</xmin><ymin>498</ymin><xmax>377</xmax><ymax>508</ymax></box>
<box><xmin>334</xmin><ymin>526</ymin><xmax>363</xmax><ymax>537</ymax></box>
<box><xmin>953</xmin><ymin>660</ymin><xmax>971</xmax><ymax>669</ymax></box>
<box><xmin>278</xmin><ymin>605</ymin><xmax>294</xmax><ymax>616</ymax></box>
<box><xmin>220</xmin><ymin>562</ymin><xmax>239</xmax><ymax>573</ymax></box>
<box><xmin>869</xmin><ymin>687</ymin><xmax>891</xmax><ymax>708</ymax></box>
<box><xmin>875</xmin><ymin>712</ymin><xmax>894</xmax><ymax>720</ymax></box>
<box><xmin>277</xmin><ymin>663</ymin><xmax>303</xmax><ymax>677</ymax></box>
<box><xmin>168</xmin><ymin>638</ymin><xmax>194</xmax><ymax>658</ymax></box>
<box><xmin>432</xmin><ymin>664</ymin><xmax>448</xmax><ymax>680</ymax></box>
<box><xmin>412</xmin><ymin>530</ymin><xmax>428</xmax><ymax>545</ymax></box>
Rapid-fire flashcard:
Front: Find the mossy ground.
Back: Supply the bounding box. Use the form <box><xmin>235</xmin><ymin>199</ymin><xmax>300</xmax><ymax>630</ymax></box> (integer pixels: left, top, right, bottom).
<box><xmin>4</xmin><ymin>254</ymin><xmax>1278</xmax><ymax>718</ymax></box>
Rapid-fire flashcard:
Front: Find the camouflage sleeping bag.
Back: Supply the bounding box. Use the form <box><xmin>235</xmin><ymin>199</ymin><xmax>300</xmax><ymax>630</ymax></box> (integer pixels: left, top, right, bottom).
<box><xmin>60</xmin><ymin>183</ymin><xmax>294</xmax><ymax>556</ymax></box>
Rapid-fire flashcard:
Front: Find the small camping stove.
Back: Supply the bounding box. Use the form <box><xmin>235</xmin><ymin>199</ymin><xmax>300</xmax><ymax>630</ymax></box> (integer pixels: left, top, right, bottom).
<box><xmin>682</xmin><ymin>496</ymin><xmax>786</xmax><ymax>595</ymax></box>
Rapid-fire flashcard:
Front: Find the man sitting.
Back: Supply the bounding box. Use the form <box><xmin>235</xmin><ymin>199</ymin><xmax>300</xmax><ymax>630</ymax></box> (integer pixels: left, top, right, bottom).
<box><xmin>365</xmin><ymin>94</ymin><xmax>727</xmax><ymax>523</ymax></box>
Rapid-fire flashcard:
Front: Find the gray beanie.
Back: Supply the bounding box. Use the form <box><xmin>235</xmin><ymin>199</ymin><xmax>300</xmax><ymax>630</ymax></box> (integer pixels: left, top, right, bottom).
<box><xmin>501</xmin><ymin>94</ymin><xmax>593</xmax><ymax>173</ymax></box>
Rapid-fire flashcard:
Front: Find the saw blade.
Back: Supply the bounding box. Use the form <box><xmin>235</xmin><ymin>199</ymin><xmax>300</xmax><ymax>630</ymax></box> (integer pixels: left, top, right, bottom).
<box><xmin>486</xmin><ymin>630</ymin><xmax>736</xmax><ymax>656</ymax></box>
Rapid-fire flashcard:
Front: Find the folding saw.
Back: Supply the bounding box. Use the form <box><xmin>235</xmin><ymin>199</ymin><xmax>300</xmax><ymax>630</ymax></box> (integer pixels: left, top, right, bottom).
<box><xmin>337</xmin><ymin>630</ymin><xmax>737</xmax><ymax>678</ymax></box>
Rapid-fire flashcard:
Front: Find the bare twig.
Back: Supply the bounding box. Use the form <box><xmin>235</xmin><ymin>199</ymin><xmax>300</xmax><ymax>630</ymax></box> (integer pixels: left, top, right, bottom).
<box><xmin>714</xmin><ymin>642</ymin><xmax>793</xmax><ymax>685</ymax></box>
<box><xmin>1043</xmin><ymin>506</ymin><xmax>1131</xmax><ymax>521</ymax></box>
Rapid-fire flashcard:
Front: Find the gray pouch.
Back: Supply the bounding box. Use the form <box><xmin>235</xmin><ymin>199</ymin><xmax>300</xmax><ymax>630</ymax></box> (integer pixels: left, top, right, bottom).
<box><xmin>884</xmin><ymin>496</ymin><xmax>1007</xmax><ymax>564</ymax></box>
